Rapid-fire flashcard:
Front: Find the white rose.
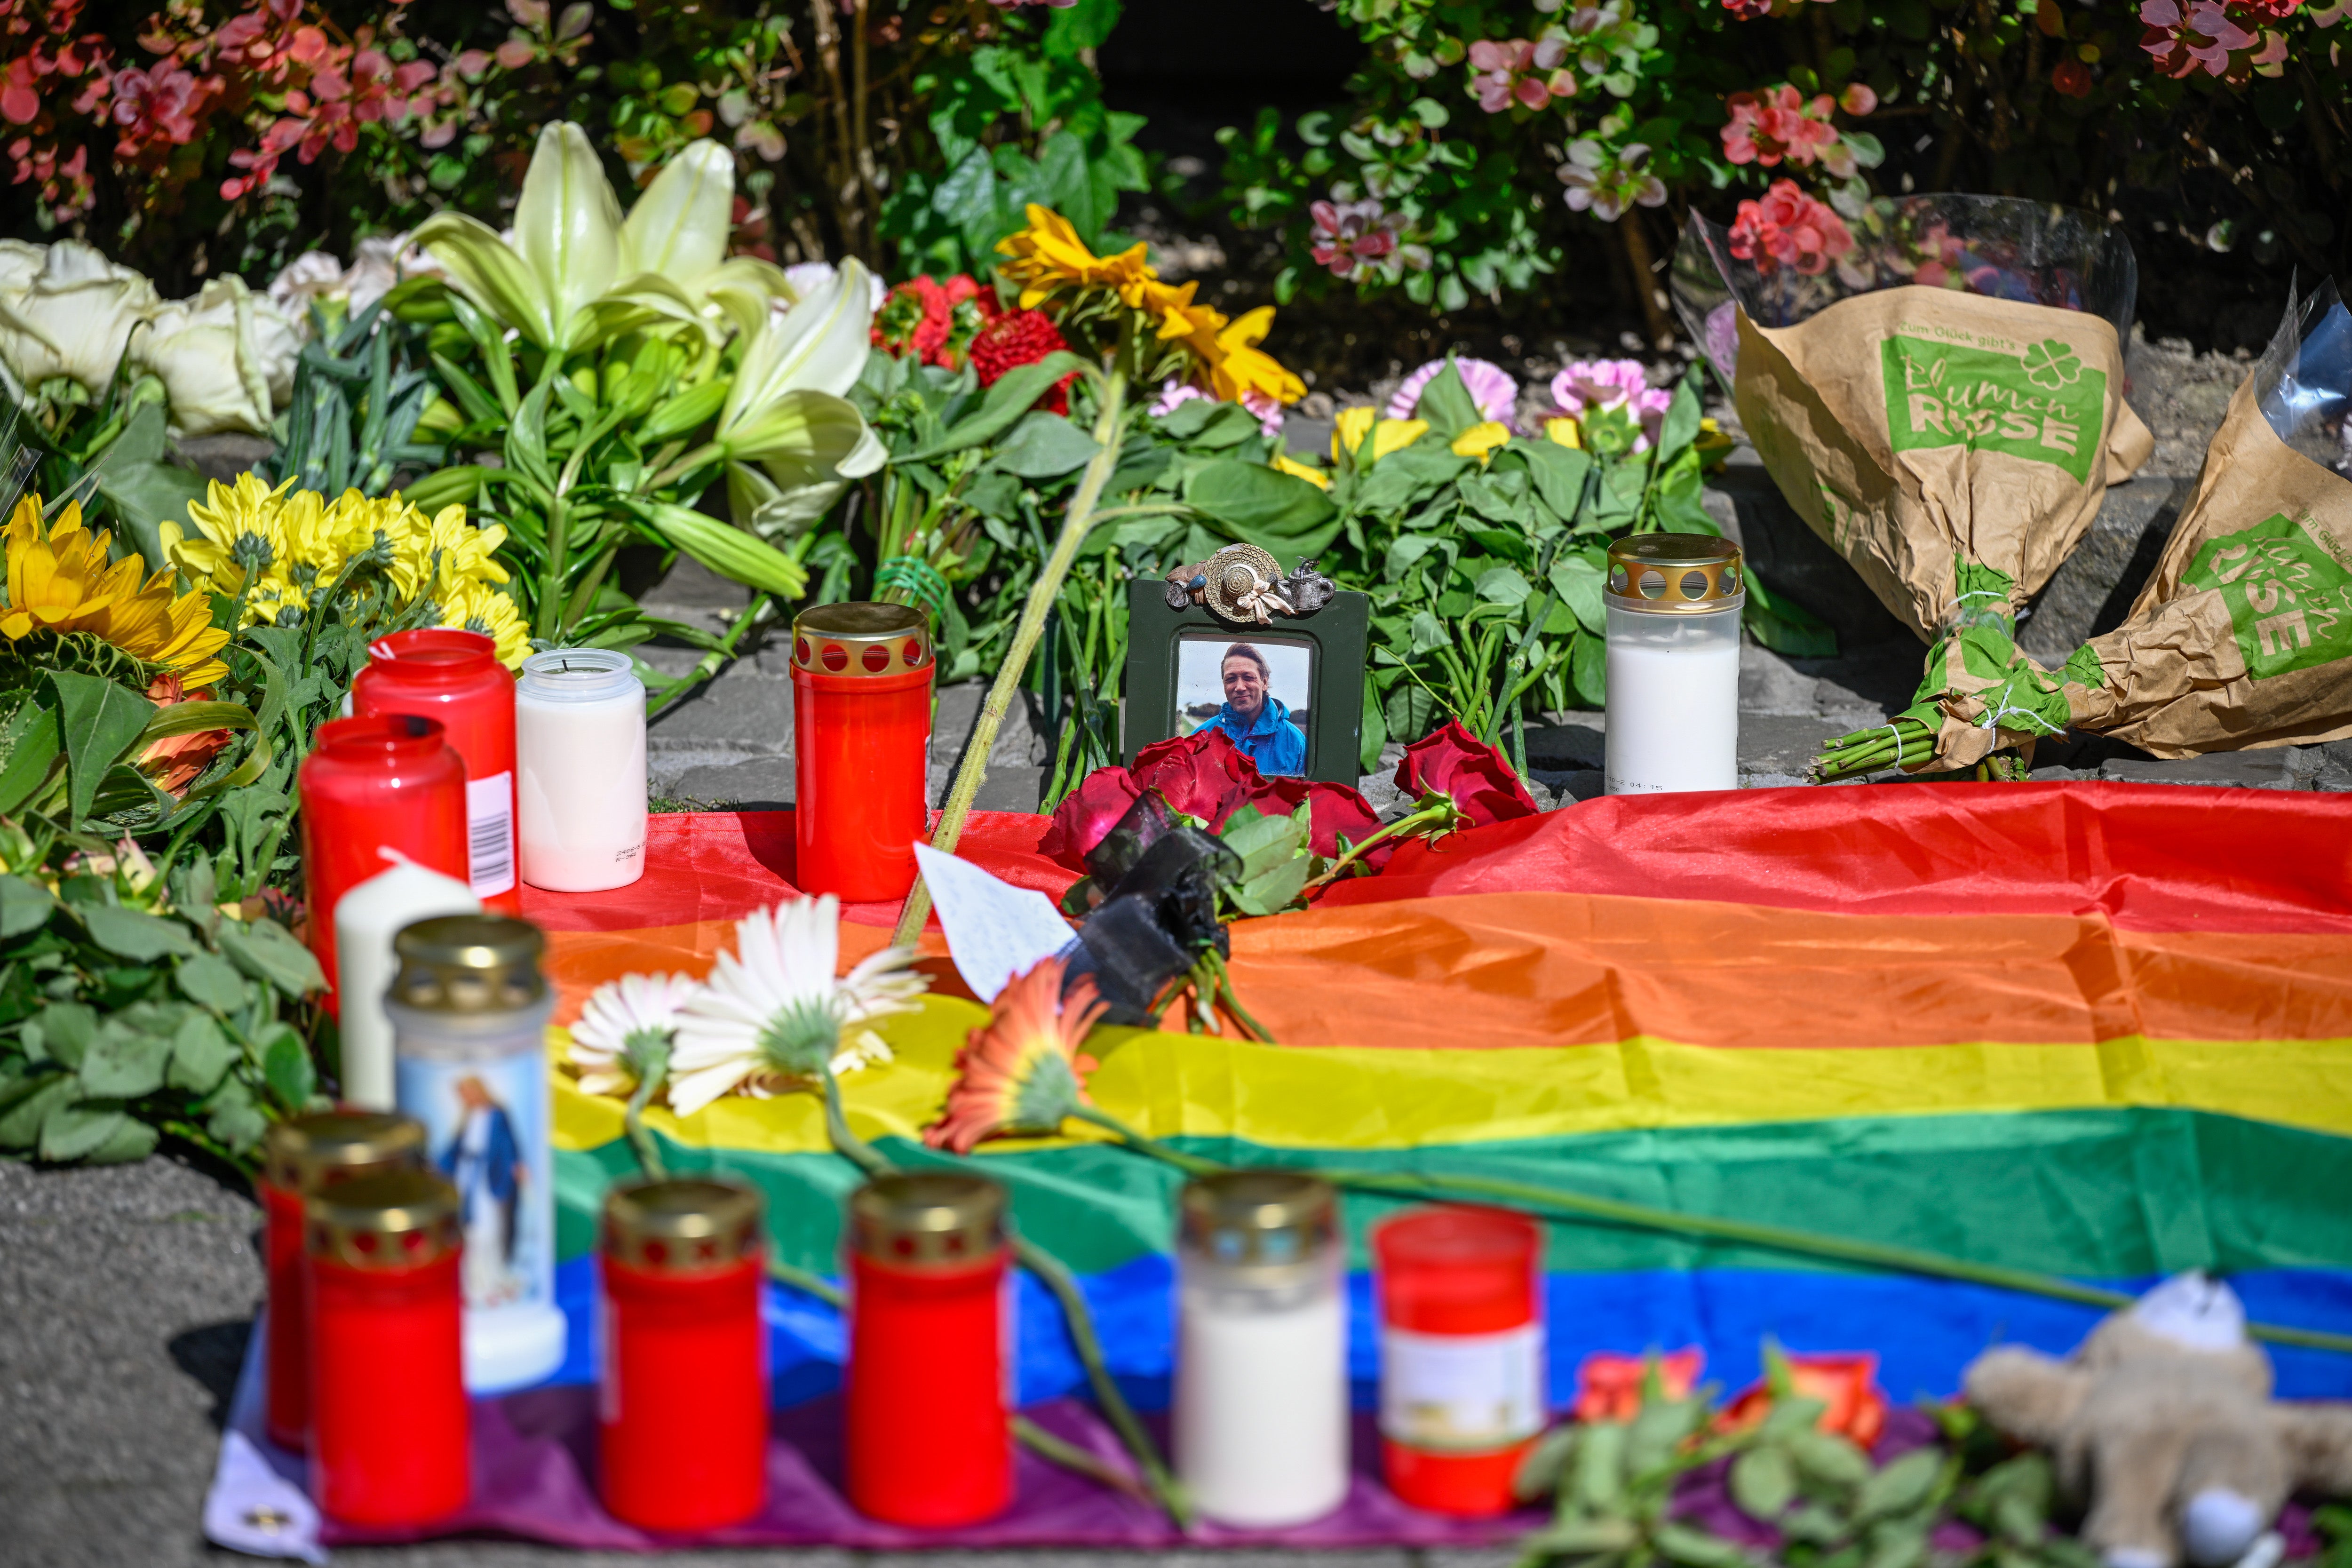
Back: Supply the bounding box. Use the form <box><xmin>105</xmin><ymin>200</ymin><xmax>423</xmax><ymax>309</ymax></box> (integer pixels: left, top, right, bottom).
<box><xmin>133</xmin><ymin>276</ymin><xmax>279</xmax><ymax>438</ymax></box>
<box><xmin>0</xmin><ymin>240</ymin><xmax>160</xmax><ymax>397</ymax></box>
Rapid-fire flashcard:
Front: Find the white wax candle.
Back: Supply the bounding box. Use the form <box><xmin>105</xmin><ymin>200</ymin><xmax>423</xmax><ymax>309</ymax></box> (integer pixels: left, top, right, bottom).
<box><xmin>515</xmin><ymin>650</ymin><xmax>647</xmax><ymax>892</ymax></box>
<box><xmin>1604</xmin><ymin>602</ymin><xmax>1742</xmax><ymax>795</ymax></box>
<box><xmin>1173</xmin><ymin>1278</ymin><xmax>1350</xmax><ymax>1526</ymax></box>
<box><xmin>332</xmin><ymin>857</ymin><xmax>479</xmax><ymax>1109</ymax></box>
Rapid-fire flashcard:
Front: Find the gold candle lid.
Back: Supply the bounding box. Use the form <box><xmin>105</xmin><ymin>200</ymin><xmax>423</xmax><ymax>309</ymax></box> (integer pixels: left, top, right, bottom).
<box><xmin>390</xmin><ymin>914</ymin><xmax>546</xmax><ymax>1014</ymax></box>
<box><xmin>791</xmin><ymin>601</ymin><xmax>933</xmax><ymax>678</ymax></box>
<box><xmin>1605</xmin><ymin>534</ymin><xmax>1744</xmax><ymax>613</ymax></box>
<box><xmin>1180</xmin><ymin>1170</ymin><xmax>1337</xmax><ymax>1267</ymax></box>
<box><xmin>847</xmin><ymin>1171</ymin><xmax>1006</xmax><ymax>1269</ymax></box>
<box><xmin>304</xmin><ymin>1168</ymin><xmax>461</xmax><ymax>1269</ymax></box>
<box><xmin>603</xmin><ymin>1176</ymin><xmax>765</xmax><ymax>1273</ymax></box>
<box><xmin>262</xmin><ymin>1109</ymin><xmax>426</xmax><ymax>1194</ymax></box>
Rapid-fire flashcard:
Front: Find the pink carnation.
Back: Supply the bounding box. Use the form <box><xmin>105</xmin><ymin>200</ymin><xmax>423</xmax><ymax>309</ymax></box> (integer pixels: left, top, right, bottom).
<box><xmin>1549</xmin><ymin>359</ymin><xmax>1672</xmax><ymax>451</ymax></box>
<box><xmin>1387</xmin><ymin>357</ymin><xmax>1520</xmax><ymax>424</ymax></box>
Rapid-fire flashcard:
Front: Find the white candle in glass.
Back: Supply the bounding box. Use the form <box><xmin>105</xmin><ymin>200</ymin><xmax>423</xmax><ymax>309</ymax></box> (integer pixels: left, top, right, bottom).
<box><xmin>1171</xmin><ymin>1173</ymin><xmax>1349</xmax><ymax>1528</ymax></box>
<box><xmin>1604</xmin><ymin>539</ymin><xmax>1745</xmax><ymax>796</ymax></box>
<box><xmin>333</xmin><ymin>854</ymin><xmax>479</xmax><ymax>1109</ymax></box>
<box><xmin>515</xmin><ymin>649</ymin><xmax>647</xmax><ymax>892</ymax></box>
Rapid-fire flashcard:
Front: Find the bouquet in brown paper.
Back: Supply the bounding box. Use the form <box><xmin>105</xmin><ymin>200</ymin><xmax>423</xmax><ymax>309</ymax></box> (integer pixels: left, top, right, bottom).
<box><xmin>1815</xmin><ymin>283</ymin><xmax>2352</xmax><ymax>778</ymax></box>
<box><xmin>1673</xmin><ymin>192</ymin><xmax>2155</xmax><ymax>774</ymax></box>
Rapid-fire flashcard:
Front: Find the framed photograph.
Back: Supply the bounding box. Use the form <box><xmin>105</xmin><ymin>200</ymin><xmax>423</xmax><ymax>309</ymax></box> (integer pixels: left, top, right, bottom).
<box><xmin>1124</xmin><ymin>550</ymin><xmax>1369</xmax><ymax>786</ymax></box>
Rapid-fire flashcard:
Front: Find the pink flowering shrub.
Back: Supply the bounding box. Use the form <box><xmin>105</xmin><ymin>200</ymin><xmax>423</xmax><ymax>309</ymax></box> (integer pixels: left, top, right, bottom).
<box><xmin>1726</xmin><ymin>178</ymin><xmax>1855</xmax><ymax>277</ymax></box>
<box><xmin>1720</xmin><ymin>83</ymin><xmax>1878</xmax><ymax>178</ymax></box>
<box><xmin>1468</xmin><ymin>36</ymin><xmax>1573</xmax><ymax>112</ymax></box>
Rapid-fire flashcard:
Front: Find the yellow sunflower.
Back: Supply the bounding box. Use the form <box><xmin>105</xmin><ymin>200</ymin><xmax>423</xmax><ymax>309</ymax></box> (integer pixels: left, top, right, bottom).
<box><xmin>994</xmin><ymin>204</ymin><xmax>1153</xmax><ymax>310</ymax></box>
<box><xmin>1</xmin><ymin>497</ymin><xmax>230</xmax><ymax>685</ymax></box>
<box><xmin>1200</xmin><ymin>305</ymin><xmax>1306</xmax><ymax>407</ymax></box>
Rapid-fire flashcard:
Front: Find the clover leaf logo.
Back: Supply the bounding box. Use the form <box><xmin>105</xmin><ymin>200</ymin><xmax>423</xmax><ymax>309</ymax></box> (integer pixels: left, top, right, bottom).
<box><xmin>2021</xmin><ymin>339</ymin><xmax>2082</xmax><ymax>390</ymax></box>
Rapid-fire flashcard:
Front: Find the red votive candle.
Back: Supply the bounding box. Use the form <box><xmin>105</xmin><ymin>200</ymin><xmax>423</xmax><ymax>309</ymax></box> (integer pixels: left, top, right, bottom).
<box><xmin>789</xmin><ymin>602</ymin><xmax>933</xmax><ymax>901</ymax></box>
<box><xmin>306</xmin><ymin>1168</ymin><xmax>469</xmax><ymax>1527</ymax></box>
<box><xmin>351</xmin><ymin>628</ymin><xmax>520</xmax><ymax>915</ymax></box>
<box><xmin>298</xmin><ymin>715</ymin><xmax>469</xmax><ymax>1016</ymax></box>
<box><xmin>1374</xmin><ymin>1205</ymin><xmax>1545</xmax><ymax>1517</ymax></box>
<box><xmin>260</xmin><ymin>1110</ymin><xmax>426</xmax><ymax>1452</ymax></box>
<box><xmin>844</xmin><ymin>1171</ymin><xmax>1011</xmax><ymax>1526</ymax></box>
<box><xmin>598</xmin><ymin>1176</ymin><xmax>768</xmax><ymax>1531</ymax></box>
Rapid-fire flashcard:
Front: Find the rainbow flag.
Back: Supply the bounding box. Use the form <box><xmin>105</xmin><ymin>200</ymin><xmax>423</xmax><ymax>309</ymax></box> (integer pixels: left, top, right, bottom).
<box><xmin>310</xmin><ymin>782</ymin><xmax>2352</xmax><ymax>1549</ymax></box>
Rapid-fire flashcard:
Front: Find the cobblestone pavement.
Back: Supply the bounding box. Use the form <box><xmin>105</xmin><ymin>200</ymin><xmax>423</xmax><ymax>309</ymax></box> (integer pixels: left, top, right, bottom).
<box><xmin>10</xmin><ymin>344</ymin><xmax>2345</xmax><ymax>1565</ymax></box>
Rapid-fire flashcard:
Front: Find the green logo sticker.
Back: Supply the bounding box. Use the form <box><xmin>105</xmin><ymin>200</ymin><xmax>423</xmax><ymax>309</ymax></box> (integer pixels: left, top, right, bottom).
<box><xmin>2182</xmin><ymin>512</ymin><xmax>2352</xmax><ymax>681</ymax></box>
<box><xmin>1881</xmin><ymin>334</ymin><xmax>2107</xmax><ymax>484</ymax></box>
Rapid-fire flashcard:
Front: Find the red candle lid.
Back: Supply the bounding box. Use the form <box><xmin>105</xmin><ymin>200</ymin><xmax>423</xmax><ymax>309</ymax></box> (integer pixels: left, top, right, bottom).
<box><xmin>314</xmin><ymin>712</ymin><xmax>449</xmax><ymax>758</ymax></box>
<box><xmin>365</xmin><ymin>628</ymin><xmax>500</xmax><ymax>681</ymax></box>
<box><xmin>1374</xmin><ymin>1205</ymin><xmax>1541</xmax><ymax>1335</ymax></box>
<box><xmin>791</xmin><ymin>601</ymin><xmax>932</xmax><ymax>678</ymax></box>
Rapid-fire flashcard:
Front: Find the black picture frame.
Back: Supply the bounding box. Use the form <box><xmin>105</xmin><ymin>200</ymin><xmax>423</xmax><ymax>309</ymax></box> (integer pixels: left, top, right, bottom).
<box><xmin>1122</xmin><ymin>581</ymin><xmax>1370</xmax><ymax>786</ymax></box>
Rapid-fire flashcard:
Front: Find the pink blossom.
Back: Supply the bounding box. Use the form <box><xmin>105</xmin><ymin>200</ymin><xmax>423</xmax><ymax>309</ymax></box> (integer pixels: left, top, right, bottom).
<box><xmin>1548</xmin><ymin>359</ymin><xmax>1672</xmax><ymax>451</ymax></box>
<box><xmin>2139</xmin><ymin>0</ymin><xmax>2257</xmax><ymax>77</ymax></box>
<box><xmin>1721</xmin><ymin>84</ymin><xmax>1859</xmax><ymax>178</ymax></box>
<box><xmin>1466</xmin><ymin>36</ymin><xmax>1572</xmax><ymax>113</ymax></box>
<box><xmin>1310</xmin><ymin>198</ymin><xmax>1399</xmax><ymax>278</ymax></box>
<box><xmin>1150</xmin><ymin>379</ymin><xmax>1208</xmax><ymax>417</ymax></box>
<box><xmin>1726</xmin><ymin>179</ymin><xmax>1856</xmax><ymax>279</ymax></box>
<box><xmin>1387</xmin><ymin>357</ymin><xmax>1520</xmax><ymax>424</ymax></box>
<box><xmin>1241</xmin><ymin>390</ymin><xmax>1286</xmax><ymax>438</ymax></box>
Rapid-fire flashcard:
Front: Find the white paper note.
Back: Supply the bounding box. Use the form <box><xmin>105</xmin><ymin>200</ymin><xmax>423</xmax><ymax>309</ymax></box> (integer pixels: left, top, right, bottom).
<box><xmin>912</xmin><ymin>842</ymin><xmax>1079</xmax><ymax>1003</ymax></box>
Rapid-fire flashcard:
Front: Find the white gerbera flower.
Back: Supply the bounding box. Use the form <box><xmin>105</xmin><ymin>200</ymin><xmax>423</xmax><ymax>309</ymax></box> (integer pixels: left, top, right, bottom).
<box><xmin>666</xmin><ymin>895</ymin><xmax>928</xmax><ymax>1118</ymax></box>
<box><xmin>567</xmin><ymin>971</ymin><xmax>703</xmax><ymax>1098</ymax></box>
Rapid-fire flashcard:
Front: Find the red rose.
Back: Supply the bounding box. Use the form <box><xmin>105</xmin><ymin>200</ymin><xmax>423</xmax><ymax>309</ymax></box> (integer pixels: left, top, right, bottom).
<box><xmin>1131</xmin><ymin>728</ymin><xmax>1265</xmax><ymax>826</ymax></box>
<box><xmin>970</xmin><ymin>308</ymin><xmax>1077</xmax><ymax>414</ymax></box>
<box><xmin>1038</xmin><ymin>765</ymin><xmax>1144</xmax><ymax>870</ymax></box>
<box><xmin>1394</xmin><ymin>720</ymin><xmax>1540</xmax><ymax>827</ymax></box>
<box><xmin>1253</xmin><ymin>775</ymin><xmax>1388</xmax><ymax>861</ymax></box>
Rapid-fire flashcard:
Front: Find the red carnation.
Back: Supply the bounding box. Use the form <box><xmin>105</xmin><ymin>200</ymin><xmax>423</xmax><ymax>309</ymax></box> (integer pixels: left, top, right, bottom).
<box><xmin>970</xmin><ymin>308</ymin><xmax>1077</xmax><ymax>414</ymax></box>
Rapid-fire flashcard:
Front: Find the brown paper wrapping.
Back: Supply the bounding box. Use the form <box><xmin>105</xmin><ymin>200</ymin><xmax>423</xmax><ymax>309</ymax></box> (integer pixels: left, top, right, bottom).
<box><xmin>1734</xmin><ymin>286</ymin><xmax>2130</xmax><ymax>641</ymax></box>
<box><xmin>2066</xmin><ymin>372</ymin><xmax>2352</xmax><ymax>756</ymax></box>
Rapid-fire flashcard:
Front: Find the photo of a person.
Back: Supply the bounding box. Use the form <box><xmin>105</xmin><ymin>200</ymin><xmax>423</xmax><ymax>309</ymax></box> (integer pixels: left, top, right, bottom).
<box><xmin>437</xmin><ymin>1073</ymin><xmax>524</xmax><ymax>1306</ymax></box>
<box><xmin>1204</xmin><ymin>641</ymin><xmax>1307</xmax><ymax>775</ymax></box>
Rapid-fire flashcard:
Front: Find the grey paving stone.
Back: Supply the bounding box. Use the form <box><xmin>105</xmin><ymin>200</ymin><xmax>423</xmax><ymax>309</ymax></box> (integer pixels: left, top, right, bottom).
<box><xmin>0</xmin><ymin>1156</ymin><xmax>262</xmax><ymax>1568</ymax></box>
<box><xmin>646</xmin><ymin>660</ymin><xmax>795</xmax><ymax>751</ymax></box>
<box><xmin>665</xmin><ymin>753</ymin><xmax>796</xmax><ymax>810</ymax></box>
<box><xmin>1732</xmin><ymin>712</ymin><xmax>1867</xmax><ymax>783</ymax></box>
<box><xmin>2101</xmin><ymin>749</ymin><xmax>2304</xmax><ymax>789</ymax></box>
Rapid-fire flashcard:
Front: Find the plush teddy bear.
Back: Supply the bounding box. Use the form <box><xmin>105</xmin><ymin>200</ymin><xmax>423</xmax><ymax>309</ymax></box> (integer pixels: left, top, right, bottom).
<box><xmin>1965</xmin><ymin>1274</ymin><xmax>2352</xmax><ymax>1568</ymax></box>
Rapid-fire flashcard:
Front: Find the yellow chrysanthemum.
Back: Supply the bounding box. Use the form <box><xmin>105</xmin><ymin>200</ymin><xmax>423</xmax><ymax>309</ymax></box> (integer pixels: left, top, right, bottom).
<box><xmin>1451</xmin><ymin>421</ymin><xmax>1513</xmax><ymax>463</ymax></box>
<box><xmin>1270</xmin><ymin>453</ymin><xmax>1330</xmax><ymax>490</ymax></box>
<box><xmin>438</xmin><ymin>579</ymin><xmax>532</xmax><ymax>669</ymax></box>
<box><xmin>1</xmin><ymin>496</ymin><xmax>230</xmax><ymax>685</ymax></box>
<box><xmin>994</xmin><ymin>204</ymin><xmax>1153</xmax><ymax>310</ymax></box>
<box><xmin>1333</xmin><ymin>408</ymin><xmax>1430</xmax><ymax>466</ymax></box>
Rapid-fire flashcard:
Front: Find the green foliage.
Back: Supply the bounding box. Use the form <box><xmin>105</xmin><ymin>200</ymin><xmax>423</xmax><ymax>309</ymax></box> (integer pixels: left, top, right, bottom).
<box><xmin>270</xmin><ymin>300</ymin><xmax>448</xmax><ymax>500</ymax></box>
<box><xmin>0</xmin><ymin>821</ymin><xmax>326</xmax><ymax>1169</ymax></box>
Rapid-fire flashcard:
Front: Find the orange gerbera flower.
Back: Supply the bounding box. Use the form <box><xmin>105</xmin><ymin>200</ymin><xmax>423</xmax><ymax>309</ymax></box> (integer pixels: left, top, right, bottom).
<box><xmin>925</xmin><ymin>955</ymin><xmax>1109</xmax><ymax>1154</ymax></box>
<box><xmin>138</xmin><ymin>674</ymin><xmax>235</xmax><ymax>795</ymax></box>
<box><xmin>1572</xmin><ymin>1347</ymin><xmax>1705</xmax><ymax>1424</ymax></box>
<box><xmin>1718</xmin><ymin>1348</ymin><xmax>1887</xmax><ymax>1449</ymax></box>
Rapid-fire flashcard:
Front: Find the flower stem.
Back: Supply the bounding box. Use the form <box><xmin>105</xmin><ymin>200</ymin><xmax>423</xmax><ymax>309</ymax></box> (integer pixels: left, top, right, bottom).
<box><xmin>1299</xmin><ymin>800</ymin><xmax>1455</xmax><ymax>896</ymax></box>
<box><xmin>1055</xmin><ymin>1119</ymin><xmax>2352</xmax><ymax>1357</ymax></box>
<box><xmin>890</xmin><ymin>369</ymin><xmax>1130</xmax><ymax>949</ymax></box>
<box><xmin>1203</xmin><ymin>950</ymin><xmax>1269</xmax><ymax>1043</ymax></box>
<box><xmin>621</xmin><ymin>1073</ymin><xmax>668</xmax><ymax>1183</ymax></box>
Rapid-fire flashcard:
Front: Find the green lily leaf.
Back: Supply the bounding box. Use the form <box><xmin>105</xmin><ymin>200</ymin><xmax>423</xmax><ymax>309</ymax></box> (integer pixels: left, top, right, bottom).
<box><xmin>638</xmin><ymin>501</ymin><xmax>810</xmax><ymax>600</ymax></box>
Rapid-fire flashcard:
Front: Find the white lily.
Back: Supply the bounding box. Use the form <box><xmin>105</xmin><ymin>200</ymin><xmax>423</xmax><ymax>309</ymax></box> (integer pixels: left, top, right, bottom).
<box><xmin>712</xmin><ymin>256</ymin><xmax>889</xmax><ymax>538</ymax></box>
<box><xmin>416</xmin><ymin>122</ymin><xmax>789</xmax><ymax>353</ymax></box>
<box><xmin>665</xmin><ymin>896</ymin><xmax>927</xmax><ymax>1120</ymax></box>
<box><xmin>0</xmin><ymin>240</ymin><xmax>161</xmax><ymax>397</ymax></box>
<box><xmin>131</xmin><ymin>276</ymin><xmax>296</xmax><ymax>438</ymax></box>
